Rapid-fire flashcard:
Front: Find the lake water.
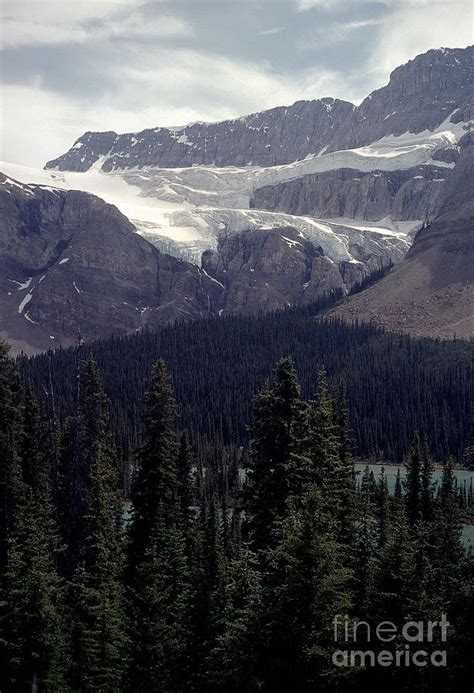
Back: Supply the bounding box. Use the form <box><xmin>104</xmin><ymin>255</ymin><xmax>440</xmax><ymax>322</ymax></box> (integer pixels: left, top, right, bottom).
<box><xmin>354</xmin><ymin>463</ymin><xmax>474</xmax><ymax>494</ymax></box>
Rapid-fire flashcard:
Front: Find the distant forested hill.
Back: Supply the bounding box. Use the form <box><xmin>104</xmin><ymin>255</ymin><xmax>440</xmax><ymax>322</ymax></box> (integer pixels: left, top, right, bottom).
<box><xmin>20</xmin><ymin>302</ymin><xmax>470</xmax><ymax>464</ymax></box>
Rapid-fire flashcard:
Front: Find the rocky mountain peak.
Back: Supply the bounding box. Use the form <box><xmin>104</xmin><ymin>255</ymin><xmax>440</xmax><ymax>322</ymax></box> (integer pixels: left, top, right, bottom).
<box><xmin>328</xmin><ymin>45</ymin><xmax>474</xmax><ymax>151</ymax></box>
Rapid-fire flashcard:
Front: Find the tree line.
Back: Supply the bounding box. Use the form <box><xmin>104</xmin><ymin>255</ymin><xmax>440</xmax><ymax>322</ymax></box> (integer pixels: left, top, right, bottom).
<box><xmin>1</xmin><ymin>340</ymin><xmax>472</xmax><ymax>691</ymax></box>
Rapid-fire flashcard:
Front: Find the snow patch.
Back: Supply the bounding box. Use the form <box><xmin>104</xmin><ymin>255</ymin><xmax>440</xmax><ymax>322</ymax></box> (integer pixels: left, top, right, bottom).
<box><xmin>18</xmin><ymin>291</ymin><xmax>34</xmax><ymax>314</ymax></box>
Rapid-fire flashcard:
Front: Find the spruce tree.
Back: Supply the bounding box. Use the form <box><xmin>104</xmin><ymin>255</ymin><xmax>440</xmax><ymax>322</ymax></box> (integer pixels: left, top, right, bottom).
<box><xmin>127</xmin><ymin>360</ymin><xmax>192</xmax><ymax>691</ymax></box>
<box><xmin>59</xmin><ymin>354</ymin><xmax>115</xmax><ymax>576</ymax></box>
<box><xmin>127</xmin><ymin>359</ymin><xmax>179</xmax><ymax>573</ymax></box>
<box><xmin>261</xmin><ymin>488</ymin><xmax>351</xmax><ymax>691</ymax></box>
<box><xmin>0</xmin><ymin>385</ymin><xmax>69</xmax><ymax>692</ymax></box>
<box><xmin>66</xmin><ymin>358</ymin><xmax>127</xmax><ymax>692</ymax></box>
<box><xmin>307</xmin><ymin>371</ymin><xmax>342</xmax><ymax>520</ymax></box>
<box><xmin>177</xmin><ymin>430</ymin><xmax>194</xmax><ymax>553</ymax></box>
<box><xmin>404</xmin><ymin>433</ymin><xmax>422</xmax><ymax>527</ymax></box>
<box><xmin>421</xmin><ymin>441</ymin><xmax>435</xmax><ymax>523</ymax></box>
<box><xmin>373</xmin><ymin>488</ymin><xmax>411</xmax><ymax>624</ymax></box>
<box><xmin>0</xmin><ymin>342</ymin><xmax>24</xmax><ymax>574</ymax></box>
<box><xmin>205</xmin><ymin>543</ymin><xmax>262</xmax><ymax>692</ymax></box>
<box><xmin>6</xmin><ymin>470</ymin><xmax>69</xmax><ymax>691</ymax></box>
<box><xmin>246</xmin><ymin>357</ymin><xmax>310</xmax><ymax>551</ymax></box>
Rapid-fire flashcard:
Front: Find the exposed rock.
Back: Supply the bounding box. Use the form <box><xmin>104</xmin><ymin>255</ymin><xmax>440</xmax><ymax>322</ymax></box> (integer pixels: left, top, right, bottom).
<box><xmin>45</xmin><ymin>99</ymin><xmax>355</xmax><ymax>171</ymax></box>
<box><xmin>0</xmin><ymin>175</ymin><xmax>218</xmax><ymax>352</ymax></box>
<box><xmin>202</xmin><ymin>227</ymin><xmax>346</xmax><ymax>315</ymax></box>
<box><xmin>45</xmin><ymin>47</ymin><xmax>473</xmax><ymax>173</ymax></box>
<box><xmin>329</xmin><ymin>147</ymin><xmax>474</xmax><ymax>338</ymax></box>
<box><xmin>327</xmin><ymin>46</ymin><xmax>473</xmax><ymax>152</ymax></box>
<box><xmin>0</xmin><ymin>176</ymin><xmax>374</xmax><ymax>353</ymax></box>
<box><xmin>251</xmin><ymin>165</ymin><xmax>448</xmax><ymax>222</ymax></box>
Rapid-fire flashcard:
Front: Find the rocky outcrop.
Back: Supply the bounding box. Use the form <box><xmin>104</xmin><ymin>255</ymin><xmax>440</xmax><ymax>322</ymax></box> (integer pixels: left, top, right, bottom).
<box><xmin>45</xmin><ymin>98</ymin><xmax>355</xmax><ymax>171</ymax></box>
<box><xmin>251</xmin><ymin>165</ymin><xmax>449</xmax><ymax>222</ymax></box>
<box><xmin>329</xmin><ymin>146</ymin><xmax>474</xmax><ymax>338</ymax></box>
<box><xmin>202</xmin><ymin>227</ymin><xmax>346</xmax><ymax>315</ymax></box>
<box><xmin>0</xmin><ymin>175</ymin><xmax>219</xmax><ymax>352</ymax></box>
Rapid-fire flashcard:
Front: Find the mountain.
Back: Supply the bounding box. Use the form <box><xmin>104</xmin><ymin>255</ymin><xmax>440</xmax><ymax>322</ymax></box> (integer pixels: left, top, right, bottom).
<box><xmin>45</xmin><ymin>98</ymin><xmax>355</xmax><ymax>171</ymax></box>
<box><xmin>1</xmin><ymin>46</ymin><xmax>473</xmax><ymax>352</ymax></box>
<box><xmin>0</xmin><ymin>173</ymin><xmax>378</xmax><ymax>352</ymax></box>
<box><xmin>0</xmin><ymin>175</ymin><xmax>219</xmax><ymax>352</ymax></box>
<box><xmin>45</xmin><ymin>46</ymin><xmax>473</xmax><ymax>174</ymax></box>
<box><xmin>201</xmin><ymin>226</ymin><xmax>347</xmax><ymax>314</ymax></box>
<box><xmin>327</xmin><ymin>46</ymin><xmax>473</xmax><ymax>152</ymax></box>
<box><xmin>329</xmin><ymin>144</ymin><xmax>474</xmax><ymax>338</ymax></box>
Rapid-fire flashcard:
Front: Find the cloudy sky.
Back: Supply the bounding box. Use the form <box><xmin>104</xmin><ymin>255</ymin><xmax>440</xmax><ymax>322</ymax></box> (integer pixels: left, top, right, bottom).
<box><xmin>1</xmin><ymin>0</ymin><xmax>472</xmax><ymax>167</ymax></box>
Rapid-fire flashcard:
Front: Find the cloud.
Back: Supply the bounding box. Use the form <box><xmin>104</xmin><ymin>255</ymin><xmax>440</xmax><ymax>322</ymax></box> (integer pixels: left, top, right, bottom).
<box><xmin>341</xmin><ymin>18</ymin><xmax>384</xmax><ymax>30</ymax></box>
<box><xmin>297</xmin><ymin>0</ymin><xmax>346</xmax><ymax>11</ymax></box>
<box><xmin>0</xmin><ymin>48</ymin><xmax>353</xmax><ymax>167</ymax></box>
<box><xmin>257</xmin><ymin>27</ymin><xmax>285</xmax><ymax>36</ymax></box>
<box><xmin>0</xmin><ymin>1</ymin><xmax>192</xmax><ymax>48</ymax></box>
<box><xmin>367</xmin><ymin>0</ymin><xmax>473</xmax><ymax>82</ymax></box>
<box><xmin>119</xmin><ymin>48</ymin><xmax>352</xmax><ymax>116</ymax></box>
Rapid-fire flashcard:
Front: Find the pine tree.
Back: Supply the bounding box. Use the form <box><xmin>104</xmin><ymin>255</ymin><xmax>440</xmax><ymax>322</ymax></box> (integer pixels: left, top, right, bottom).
<box><xmin>127</xmin><ymin>506</ymin><xmax>192</xmax><ymax>692</ymax></box>
<box><xmin>127</xmin><ymin>359</ymin><xmax>180</xmax><ymax>573</ymax></box>
<box><xmin>0</xmin><ymin>371</ymin><xmax>69</xmax><ymax>691</ymax></box>
<box><xmin>67</xmin><ymin>358</ymin><xmax>127</xmax><ymax>692</ymax></box>
<box><xmin>420</xmin><ymin>441</ymin><xmax>435</xmax><ymax>523</ymax></box>
<box><xmin>352</xmin><ymin>466</ymin><xmax>378</xmax><ymax>614</ymax></box>
<box><xmin>261</xmin><ymin>488</ymin><xmax>352</xmax><ymax>691</ymax></box>
<box><xmin>246</xmin><ymin>358</ymin><xmax>310</xmax><ymax>551</ymax></box>
<box><xmin>373</xmin><ymin>488</ymin><xmax>411</xmax><ymax>624</ymax></box>
<box><xmin>334</xmin><ymin>378</ymin><xmax>355</xmax><ymax>545</ymax></box>
<box><xmin>126</xmin><ymin>360</ymin><xmax>192</xmax><ymax>691</ymax></box>
<box><xmin>432</xmin><ymin>457</ymin><xmax>464</xmax><ymax>607</ymax></box>
<box><xmin>404</xmin><ymin>433</ymin><xmax>422</xmax><ymax>527</ymax></box>
<box><xmin>177</xmin><ymin>431</ymin><xmax>194</xmax><ymax>553</ymax></box>
<box><xmin>307</xmin><ymin>371</ymin><xmax>342</xmax><ymax>521</ymax></box>
<box><xmin>375</xmin><ymin>468</ymin><xmax>390</xmax><ymax>548</ymax></box>
<box><xmin>59</xmin><ymin>354</ymin><xmax>115</xmax><ymax>576</ymax></box>
<box><xmin>0</xmin><ymin>343</ymin><xmax>24</xmax><ymax>574</ymax></box>
<box><xmin>205</xmin><ymin>544</ymin><xmax>262</xmax><ymax>692</ymax></box>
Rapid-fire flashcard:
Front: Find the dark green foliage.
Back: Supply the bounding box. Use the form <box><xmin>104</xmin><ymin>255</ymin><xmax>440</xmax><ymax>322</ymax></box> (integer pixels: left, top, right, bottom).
<box><xmin>65</xmin><ymin>358</ymin><xmax>127</xmax><ymax>691</ymax></box>
<box><xmin>0</xmin><ymin>347</ymin><xmax>69</xmax><ymax>691</ymax></box>
<box><xmin>1</xmin><ymin>339</ymin><xmax>472</xmax><ymax>692</ymax></box>
<box><xmin>126</xmin><ymin>360</ymin><xmax>192</xmax><ymax>691</ymax></box>
<box><xmin>20</xmin><ymin>305</ymin><xmax>471</xmax><ymax>470</ymax></box>
<box><xmin>127</xmin><ymin>360</ymin><xmax>179</xmax><ymax>574</ymax></box>
<box><xmin>404</xmin><ymin>433</ymin><xmax>422</xmax><ymax>527</ymax></box>
<box><xmin>245</xmin><ymin>357</ymin><xmax>310</xmax><ymax>550</ymax></box>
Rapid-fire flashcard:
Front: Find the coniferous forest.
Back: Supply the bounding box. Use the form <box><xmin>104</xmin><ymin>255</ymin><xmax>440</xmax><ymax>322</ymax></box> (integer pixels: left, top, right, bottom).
<box><xmin>1</xmin><ymin>317</ymin><xmax>473</xmax><ymax>691</ymax></box>
<box><xmin>20</xmin><ymin>302</ymin><xmax>471</xmax><ymax>473</ymax></box>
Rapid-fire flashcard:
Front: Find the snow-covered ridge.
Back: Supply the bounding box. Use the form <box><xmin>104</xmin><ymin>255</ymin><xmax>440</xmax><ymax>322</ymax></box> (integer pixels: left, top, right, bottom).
<box><xmin>3</xmin><ymin>113</ymin><xmax>466</xmax><ymax>274</ymax></box>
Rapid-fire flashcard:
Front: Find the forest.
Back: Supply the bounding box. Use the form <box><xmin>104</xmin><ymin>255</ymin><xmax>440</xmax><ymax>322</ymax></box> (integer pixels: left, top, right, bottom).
<box><xmin>1</xmin><ymin>336</ymin><xmax>473</xmax><ymax>691</ymax></box>
<box><xmin>19</xmin><ymin>301</ymin><xmax>472</xmax><ymax>475</ymax></box>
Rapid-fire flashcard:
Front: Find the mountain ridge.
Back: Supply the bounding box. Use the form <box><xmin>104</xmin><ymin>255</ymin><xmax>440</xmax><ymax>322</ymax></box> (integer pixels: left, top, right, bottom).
<box><xmin>45</xmin><ymin>46</ymin><xmax>473</xmax><ymax>173</ymax></box>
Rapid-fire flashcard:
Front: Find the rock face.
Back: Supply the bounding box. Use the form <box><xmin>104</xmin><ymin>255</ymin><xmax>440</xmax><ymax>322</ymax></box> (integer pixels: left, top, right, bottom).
<box><xmin>329</xmin><ymin>146</ymin><xmax>474</xmax><ymax>338</ymax></box>
<box><xmin>45</xmin><ymin>98</ymin><xmax>355</xmax><ymax>171</ymax></box>
<box><xmin>327</xmin><ymin>47</ymin><xmax>473</xmax><ymax>152</ymax></box>
<box><xmin>46</xmin><ymin>47</ymin><xmax>473</xmax><ymax>173</ymax></box>
<box><xmin>0</xmin><ymin>175</ymin><xmax>218</xmax><ymax>352</ymax></box>
<box><xmin>251</xmin><ymin>165</ymin><xmax>448</xmax><ymax>222</ymax></box>
<box><xmin>202</xmin><ymin>227</ymin><xmax>346</xmax><ymax>314</ymax></box>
